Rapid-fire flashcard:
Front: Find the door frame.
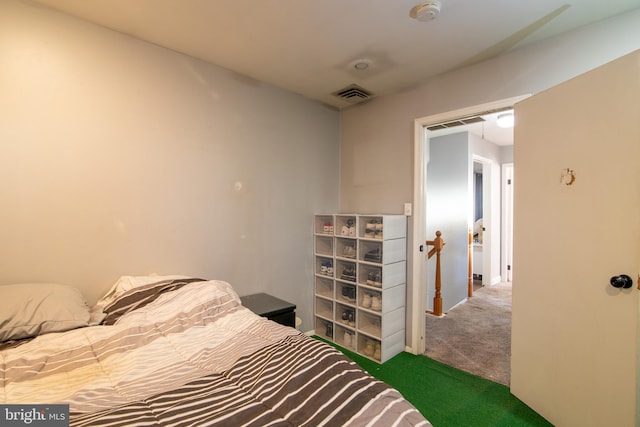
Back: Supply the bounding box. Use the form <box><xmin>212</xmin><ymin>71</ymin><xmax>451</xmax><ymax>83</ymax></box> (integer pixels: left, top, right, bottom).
<box><xmin>501</xmin><ymin>163</ymin><xmax>514</xmax><ymax>282</ymax></box>
<box><xmin>409</xmin><ymin>95</ymin><xmax>529</xmax><ymax>354</ymax></box>
<box><xmin>472</xmin><ymin>154</ymin><xmax>493</xmax><ymax>287</ymax></box>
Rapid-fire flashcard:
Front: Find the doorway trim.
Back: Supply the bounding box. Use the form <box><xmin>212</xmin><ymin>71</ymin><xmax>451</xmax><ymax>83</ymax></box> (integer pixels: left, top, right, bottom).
<box><xmin>501</xmin><ymin>163</ymin><xmax>514</xmax><ymax>282</ymax></box>
<box><xmin>409</xmin><ymin>95</ymin><xmax>530</xmax><ymax>355</ymax></box>
<box><xmin>472</xmin><ymin>155</ymin><xmax>493</xmax><ymax>287</ymax></box>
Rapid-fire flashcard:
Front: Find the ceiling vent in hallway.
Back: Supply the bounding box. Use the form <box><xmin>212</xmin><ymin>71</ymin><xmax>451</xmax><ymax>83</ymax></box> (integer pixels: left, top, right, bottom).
<box><xmin>332</xmin><ymin>84</ymin><xmax>373</xmax><ymax>104</ymax></box>
<box><xmin>427</xmin><ymin>116</ymin><xmax>486</xmax><ymax>131</ymax></box>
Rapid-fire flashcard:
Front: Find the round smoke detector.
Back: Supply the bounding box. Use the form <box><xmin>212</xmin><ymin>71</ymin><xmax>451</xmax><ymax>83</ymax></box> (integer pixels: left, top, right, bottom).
<box><xmin>409</xmin><ymin>1</ymin><xmax>442</xmax><ymax>22</ymax></box>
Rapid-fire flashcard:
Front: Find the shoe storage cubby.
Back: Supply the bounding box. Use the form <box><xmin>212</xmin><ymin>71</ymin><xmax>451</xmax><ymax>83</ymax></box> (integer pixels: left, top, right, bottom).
<box><xmin>315</xmin><ymin>215</ymin><xmax>335</xmax><ymax>235</ymax></box>
<box><xmin>315</xmin><ymin>276</ymin><xmax>333</xmax><ymax>299</ymax></box>
<box><xmin>358</xmin><ymin>306</ymin><xmax>405</xmax><ymax>339</ymax></box>
<box><xmin>336</xmin><ymin>237</ymin><xmax>357</xmax><ymax>260</ymax></box>
<box><xmin>315</xmin><ymin>235</ymin><xmax>334</xmax><ymax>257</ymax></box>
<box><xmin>337</xmin><ymin>282</ymin><xmax>357</xmax><ymax>304</ymax></box>
<box><xmin>315</xmin><ymin>255</ymin><xmax>334</xmax><ymax>277</ymax></box>
<box><xmin>358</xmin><ymin>238</ymin><xmax>406</xmax><ymax>265</ymax></box>
<box><xmin>315</xmin><ymin>296</ymin><xmax>333</xmax><ymax>321</ymax></box>
<box><xmin>336</xmin><ymin>259</ymin><xmax>357</xmax><ymax>283</ymax></box>
<box><xmin>316</xmin><ymin>317</ymin><xmax>334</xmax><ymax>340</ymax></box>
<box><xmin>335</xmin><ymin>302</ymin><xmax>356</xmax><ymax>328</ymax></box>
<box><xmin>334</xmin><ymin>215</ymin><xmax>357</xmax><ymax>237</ymax></box>
<box><xmin>313</xmin><ymin>214</ymin><xmax>407</xmax><ymax>363</ymax></box>
<box><xmin>357</xmin><ymin>262</ymin><xmax>406</xmax><ymax>289</ymax></box>
<box><xmin>335</xmin><ymin>324</ymin><xmax>356</xmax><ymax>351</ymax></box>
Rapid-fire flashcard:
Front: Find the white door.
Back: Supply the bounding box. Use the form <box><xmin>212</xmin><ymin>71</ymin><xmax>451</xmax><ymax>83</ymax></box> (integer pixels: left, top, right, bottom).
<box><xmin>511</xmin><ymin>51</ymin><xmax>640</xmax><ymax>426</ymax></box>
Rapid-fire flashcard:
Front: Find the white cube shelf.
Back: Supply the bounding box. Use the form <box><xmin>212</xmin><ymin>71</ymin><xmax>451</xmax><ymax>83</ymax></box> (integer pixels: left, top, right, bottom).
<box><xmin>316</xmin><ymin>317</ymin><xmax>334</xmax><ymax>341</ymax></box>
<box><xmin>314</xmin><ymin>215</ymin><xmax>335</xmax><ymax>235</ymax></box>
<box><xmin>315</xmin><ymin>276</ymin><xmax>333</xmax><ymax>299</ymax></box>
<box><xmin>336</xmin><ymin>282</ymin><xmax>357</xmax><ymax>305</ymax></box>
<box><xmin>358</xmin><ymin>307</ymin><xmax>405</xmax><ymax>339</ymax></box>
<box><xmin>335</xmin><ymin>259</ymin><xmax>357</xmax><ymax>283</ymax></box>
<box><xmin>313</xmin><ymin>214</ymin><xmax>407</xmax><ymax>363</ymax></box>
<box><xmin>357</xmin><ymin>261</ymin><xmax>406</xmax><ymax>290</ymax></box>
<box><xmin>315</xmin><ymin>255</ymin><xmax>334</xmax><ymax>278</ymax></box>
<box><xmin>358</xmin><ymin>239</ymin><xmax>406</xmax><ymax>265</ymax></box>
<box><xmin>335</xmin><ymin>324</ymin><xmax>357</xmax><ymax>351</ymax></box>
<box><xmin>315</xmin><ymin>235</ymin><xmax>334</xmax><ymax>257</ymax></box>
<box><xmin>358</xmin><ymin>215</ymin><xmax>407</xmax><ymax>241</ymax></box>
<box><xmin>315</xmin><ymin>296</ymin><xmax>333</xmax><ymax>321</ymax></box>
<box><xmin>334</xmin><ymin>214</ymin><xmax>357</xmax><ymax>237</ymax></box>
<box><xmin>336</xmin><ymin>237</ymin><xmax>357</xmax><ymax>260</ymax></box>
<box><xmin>358</xmin><ymin>284</ymin><xmax>406</xmax><ymax>315</ymax></box>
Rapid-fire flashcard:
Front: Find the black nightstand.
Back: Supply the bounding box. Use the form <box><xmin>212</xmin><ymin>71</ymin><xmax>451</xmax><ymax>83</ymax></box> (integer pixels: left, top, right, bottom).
<box><xmin>240</xmin><ymin>293</ymin><xmax>296</xmax><ymax>328</ymax></box>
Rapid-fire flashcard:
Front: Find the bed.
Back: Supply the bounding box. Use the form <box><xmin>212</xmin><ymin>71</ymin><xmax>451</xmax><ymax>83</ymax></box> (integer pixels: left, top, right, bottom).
<box><xmin>0</xmin><ymin>276</ymin><xmax>430</xmax><ymax>426</ymax></box>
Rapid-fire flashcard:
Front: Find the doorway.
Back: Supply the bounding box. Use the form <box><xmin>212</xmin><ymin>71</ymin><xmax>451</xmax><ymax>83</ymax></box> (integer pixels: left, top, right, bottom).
<box><xmin>472</xmin><ymin>156</ymin><xmax>492</xmax><ymax>288</ymax></box>
<box><xmin>410</xmin><ymin>95</ymin><xmax>528</xmax><ymax>355</ymax></box>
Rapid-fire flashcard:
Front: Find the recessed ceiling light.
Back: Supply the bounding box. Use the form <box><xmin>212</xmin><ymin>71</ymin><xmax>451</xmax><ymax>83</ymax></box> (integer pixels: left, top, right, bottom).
<box><xmin>348</xmin><ymin>58</ymin><xmax>373</xmax><ymax>71</ymax></box>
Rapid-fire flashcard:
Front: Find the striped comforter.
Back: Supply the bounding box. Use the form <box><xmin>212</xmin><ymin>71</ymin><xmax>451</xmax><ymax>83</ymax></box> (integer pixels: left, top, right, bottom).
<box><xmin>1</xmin><ymin>279</ymin><xmax>430</xmax><ymax>426</ymax></box>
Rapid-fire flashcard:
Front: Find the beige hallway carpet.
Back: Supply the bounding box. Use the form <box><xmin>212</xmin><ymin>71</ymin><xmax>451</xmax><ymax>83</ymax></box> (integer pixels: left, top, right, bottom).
<box><xmin>424</xmin><ymin>282</ymin><xmax>512</xmax><ymax>385</ymax></box>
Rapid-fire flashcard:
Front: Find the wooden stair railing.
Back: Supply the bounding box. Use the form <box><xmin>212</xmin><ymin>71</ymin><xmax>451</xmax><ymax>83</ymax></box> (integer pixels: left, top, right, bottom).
<box><xmin>426</xmin><ymin>231</ymin><xmax>446</xmax><ymax>316</ymax></box>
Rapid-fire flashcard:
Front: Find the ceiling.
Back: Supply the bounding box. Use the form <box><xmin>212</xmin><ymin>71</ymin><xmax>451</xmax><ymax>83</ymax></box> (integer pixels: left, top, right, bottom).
<box><xmin>27</xmin><ymin>0</ymin><xmax>639</xmax><ymax>144</ymax></box>
<box><xmin>29</xmin><ymin>0</ymin><xmax>640</xmax><ymax>109</ymax></box>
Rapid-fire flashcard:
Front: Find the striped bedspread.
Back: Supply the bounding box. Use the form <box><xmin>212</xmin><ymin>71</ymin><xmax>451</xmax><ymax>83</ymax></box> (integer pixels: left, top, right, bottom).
<box><xmin>1</xmin><ymin>279</ymin><xmax>430</xmax><ymax>426</ymax></box>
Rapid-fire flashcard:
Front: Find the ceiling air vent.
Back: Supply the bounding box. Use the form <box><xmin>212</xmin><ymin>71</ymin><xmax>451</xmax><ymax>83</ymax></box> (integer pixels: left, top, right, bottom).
<box><xmin>332</xmin><ymin>84</ymin><xmax>373</xmax><ymax>104</ymax></box>
<box><xmin>427</xmin><ymin>116</ymin><xmax>485</xmax><ymax>131</ymax></box>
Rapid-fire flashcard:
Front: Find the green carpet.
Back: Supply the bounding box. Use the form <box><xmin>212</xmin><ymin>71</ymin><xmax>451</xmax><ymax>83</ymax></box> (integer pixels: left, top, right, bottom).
<box><xmin>316</xmin><ymin>337</ymin><xmax>553</xmax><ymax>427</ymax></box>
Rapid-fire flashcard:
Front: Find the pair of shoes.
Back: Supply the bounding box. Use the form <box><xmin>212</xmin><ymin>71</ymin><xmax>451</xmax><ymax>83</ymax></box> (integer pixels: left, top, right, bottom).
<box><xmin>340</xmin><ymin>266</ymin><xmax>356</xmax><ymax>282</ymax></box>
<box><xmin>367</xmin><ymin>270</ymin><xmax>382</xmax><ymax>287</ymax></box>
<box><xmin>363</xmin><ymin>339</ymin><xmax>376</xmax><ymax>357</ymax></box>
<box><xmin>320</xmin><ymin>261</ymin><xmax>333</xmax><ymax>276</ymax></box>
<box><xmin>341</xmin><ymin>309</ymin><xmax>355</xmax><ymax>326</ymax></box>
<box><xmin>343</xmin><ymin>245</ymin><xmax>356</xmax><ymax>258</ymax></box>
<box><xmin>323</xmin><ymin>222</ymin><xmax>333</xmax><ymax>234</ymax></box>
<box><xmin>365</xmin><ymin>220</ymin><xmax>383</xmax><ymax>239</ymax></box>
<box><xmin>340</xmin><ymin>219</ymin><xmax>356</xmax><ymax>236</ymax></box>
<box><xmin>362</xmin><ymin>292</ymin><xmax>381</xmax><ymax>310</ymax></box>
<box><xmin>341</xmin><ymin>285</ymin><xmax>355</xmax><ymax>301</ymax></box>
<box><xmin>364</xmin><ymin>248</ymin><xmax>381</xmax><ymax>262</ymax></box>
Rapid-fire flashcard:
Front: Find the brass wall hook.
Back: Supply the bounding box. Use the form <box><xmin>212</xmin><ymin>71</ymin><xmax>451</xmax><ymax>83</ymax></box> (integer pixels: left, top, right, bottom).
<box><xmin>561</xmin><ymin>168</ymin><xmax>576</xmax><ymax>186</ymax></box>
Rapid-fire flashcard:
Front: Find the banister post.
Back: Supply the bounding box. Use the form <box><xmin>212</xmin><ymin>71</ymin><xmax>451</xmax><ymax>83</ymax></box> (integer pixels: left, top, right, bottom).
<box><xmin>426</xmin><ymin>230</ymin><xmax>445</xmax><ymax>316</ymax></box>
<box><xmin>433</xmin><ymin>231</ymin><xmax>444</xmax><ymax>316</ymax></box>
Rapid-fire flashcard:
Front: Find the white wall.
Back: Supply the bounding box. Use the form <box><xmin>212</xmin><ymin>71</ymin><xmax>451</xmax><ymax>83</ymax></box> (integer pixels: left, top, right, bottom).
<box><xmin>0</xmin><ymin>0</ymin><xmax>340</xmax><ymax>330</ymax></box>
<box><xmin>340</xmin><ymin>9</ymin><xmax>640</xmax><ymax>348</ymax></box>
<box><xmin>426</xmin><ymin>133</ymin><xmax>470</xmax><ymax>311</ymax></box>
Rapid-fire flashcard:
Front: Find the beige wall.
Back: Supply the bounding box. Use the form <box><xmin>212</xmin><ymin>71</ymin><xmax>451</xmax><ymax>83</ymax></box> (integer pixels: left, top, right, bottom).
<box><xmin>340</xmin><ymin>9</ymin><xmax>640</xmax><ymax>348</ymax></box>
<box><xmin>0</xmin><ymin>0</ymin><xmax>340</xmax><ymax>330</ymax></box>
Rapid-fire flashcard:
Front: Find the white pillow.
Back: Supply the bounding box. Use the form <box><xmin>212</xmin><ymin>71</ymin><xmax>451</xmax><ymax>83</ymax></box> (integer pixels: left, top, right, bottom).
<box><xmin>0</xmin><ymin>283</ymin><xmax>90</xmax><ymax>342</ymax></box>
